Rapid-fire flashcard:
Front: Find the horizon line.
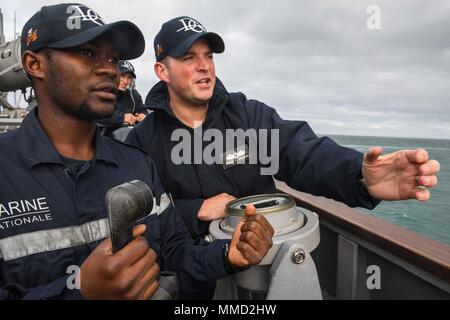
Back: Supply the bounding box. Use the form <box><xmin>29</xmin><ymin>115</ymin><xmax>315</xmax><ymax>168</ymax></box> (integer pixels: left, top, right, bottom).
<box><xmin>319</xmin><ymin>133</ymin><xmax>450</xmax><ymax>141</ymax></box>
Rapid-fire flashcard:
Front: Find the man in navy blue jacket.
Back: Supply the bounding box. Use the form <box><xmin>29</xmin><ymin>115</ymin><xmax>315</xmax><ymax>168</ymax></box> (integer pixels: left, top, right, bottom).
<box><xmin>0</xmin><ymin>4</ymin><xmax>273</xmax><ymax>300</ymax></box>
<box><xmin>126</xmin><ymin>16</ymin><xmax>440</xmax><ymax>238</ymax></box>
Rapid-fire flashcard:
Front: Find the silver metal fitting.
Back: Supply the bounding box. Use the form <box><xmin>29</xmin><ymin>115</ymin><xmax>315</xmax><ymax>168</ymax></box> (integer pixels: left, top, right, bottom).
<box><xmin>204</xmin><ymin>234</ymin><xmax>214</xmax><ymax>243</ymax></box>
<box><xmin>291</xmin><ymin>249</ymin><xmax>306</xmax><ymax>264</ymax></box>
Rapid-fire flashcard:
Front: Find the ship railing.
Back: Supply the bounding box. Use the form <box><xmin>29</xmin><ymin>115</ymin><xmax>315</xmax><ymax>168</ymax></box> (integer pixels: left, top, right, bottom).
<box><xmin>276</xmin><ymin>180</ymin><xmax>450</xmax><ymax>299</ymax></box>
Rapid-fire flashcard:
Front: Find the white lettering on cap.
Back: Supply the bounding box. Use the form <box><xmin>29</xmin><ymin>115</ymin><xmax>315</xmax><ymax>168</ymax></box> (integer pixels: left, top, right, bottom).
<box><xmin>121</xmin><ymin>61</ymin><xmax>134</xmax><ymax>71</ymax></box>
<box><xmin>177</xmin><ymin>18</ymin><xmax>206</xmax><ymax>33</ymax></box>
<box><xmin>67</xmin><ymin>5</ymin><xmax>105</xmax><ymax>30</ymax></box>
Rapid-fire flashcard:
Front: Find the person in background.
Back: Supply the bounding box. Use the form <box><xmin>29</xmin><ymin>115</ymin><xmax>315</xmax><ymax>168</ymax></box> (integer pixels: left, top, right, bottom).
<box><xmin>97</xmin><ymin>60</ymin><xmax>147</xmax><ymax>137</ymax></box>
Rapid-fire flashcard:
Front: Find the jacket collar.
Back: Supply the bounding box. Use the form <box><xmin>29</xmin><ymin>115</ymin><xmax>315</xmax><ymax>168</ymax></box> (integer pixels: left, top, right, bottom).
<box><xmin>19</xmin><ymin>108</ymin><xmax>118</xmax><ymax>168</ymax></box>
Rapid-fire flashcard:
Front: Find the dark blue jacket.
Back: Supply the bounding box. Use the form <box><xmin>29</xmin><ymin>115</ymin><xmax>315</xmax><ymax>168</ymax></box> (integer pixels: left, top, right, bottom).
<box><xmin>0</xmin><ymin>108</ymin><xmax>227</xmax><ymax>300</ymax></box>
<box><xmin>97</xmin><ymin>88</ymin><xmax>147</xmax><ymax>129</ymax></box>
<box><xmin>126</xmin><ymin>79</ymin><xmax>379</xmax><ymax>238</ymax></box>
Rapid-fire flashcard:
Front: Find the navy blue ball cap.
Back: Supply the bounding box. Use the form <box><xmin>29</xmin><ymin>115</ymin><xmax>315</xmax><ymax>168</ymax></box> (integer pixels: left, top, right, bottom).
<box><xmin>21</xmin><ymin>3</ymin><xmax>145</xmax><ymax>60</ymax></box>
<box><xmin>154</xmin><ymin>16</ymin><xmax>224</xmax><ymax>61</ymax></box>
<box><xmin>118</xmin><ymin>60</ymin><xmax>136</xmax><ymax>78</ymax></box>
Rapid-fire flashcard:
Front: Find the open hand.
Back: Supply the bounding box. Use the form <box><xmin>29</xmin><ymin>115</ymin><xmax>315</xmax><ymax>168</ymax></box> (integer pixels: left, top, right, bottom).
<box><xmin>362</xmin><ymin>147</ymin><xmax>440</xmax><ymax>202</ymax></box>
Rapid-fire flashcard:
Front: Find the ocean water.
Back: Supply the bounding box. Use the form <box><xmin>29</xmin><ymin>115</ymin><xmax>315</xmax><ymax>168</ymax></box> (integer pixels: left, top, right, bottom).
<box><xmin>326</xmin><ymin>135</ymin><xmax>450</xmax><ymax>245</ymax></box>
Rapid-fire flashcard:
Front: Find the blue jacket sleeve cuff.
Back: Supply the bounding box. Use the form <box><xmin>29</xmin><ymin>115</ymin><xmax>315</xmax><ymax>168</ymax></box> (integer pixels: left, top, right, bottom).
<box><xmin>174</xmin><ymin>198</ymin><xmax>210</xmax><ymax>238</ymax></box>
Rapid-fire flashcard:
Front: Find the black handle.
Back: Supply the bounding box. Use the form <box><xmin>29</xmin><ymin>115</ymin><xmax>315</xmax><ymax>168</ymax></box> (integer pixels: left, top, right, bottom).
<box><xmin>105</xmin><ymin>180</ymin><xmax>179</xmax><ymax>300</ymax></box>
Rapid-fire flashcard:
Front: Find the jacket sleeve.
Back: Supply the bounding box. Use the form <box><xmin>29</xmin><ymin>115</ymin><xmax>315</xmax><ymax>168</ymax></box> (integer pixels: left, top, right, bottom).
<box><xmin>245</xmin><ymin>99</ymin><xmax>380</xmax><ymax>209</ymax></box>
<box><xmin>142</xmin><ymin>159</ymin><xmax>229</xmax><ymax>298</ymax></box>
<box><xmin>173</xmin><ymin>198</ymin><xmax>210</xmax><ymax>238</ymax></box>
<box><xmin>132</xmin><ymin>90</ymin><xmax>149</xmax><ymax>115</ymax></box>
<box><xmin>0</xmin><ymin>271</ymin><xmax>83</xmax><ymax>300</ymax></box>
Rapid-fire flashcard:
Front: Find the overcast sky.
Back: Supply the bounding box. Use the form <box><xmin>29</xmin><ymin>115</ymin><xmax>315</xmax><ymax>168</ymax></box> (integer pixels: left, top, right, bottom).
<box><xmin>1</xmin><ymin>0</ymin><xmax>449</xmax><ymax>139</ymax></box>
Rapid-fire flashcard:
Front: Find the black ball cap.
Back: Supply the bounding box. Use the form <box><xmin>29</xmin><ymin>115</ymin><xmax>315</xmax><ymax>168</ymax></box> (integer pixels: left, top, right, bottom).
<box><xmin>21</xmin><ymin>3</ymin><xmax>145</xmax><ymax>60</ymax></box>
<box><xmin>118</xmin><ymin>60</ymin><xmax>136</xmax><ymax>78</ymax></box>
<box><xmin>154</xmin><ymin>16</ymin><xmax>224</xmax><ymax>61</ymax></box>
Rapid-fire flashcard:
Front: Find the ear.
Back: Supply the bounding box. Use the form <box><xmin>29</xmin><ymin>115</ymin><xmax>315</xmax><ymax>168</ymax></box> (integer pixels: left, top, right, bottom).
<box><xmin>22</xmin><ymin>50</ymin><xmax>46</xmax><ymax>81</ymax></box>
<box><xmin>154</xmin><ymin>61</ymin><xmax>170</xmax><ymax>83</ymax></box>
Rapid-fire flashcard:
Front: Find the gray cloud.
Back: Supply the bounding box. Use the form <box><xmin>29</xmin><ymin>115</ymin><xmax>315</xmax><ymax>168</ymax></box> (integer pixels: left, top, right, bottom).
<box><xmin>2</xmin><ymin>0</ymin><xmax>449</xmax><ymax>138</ymax></box>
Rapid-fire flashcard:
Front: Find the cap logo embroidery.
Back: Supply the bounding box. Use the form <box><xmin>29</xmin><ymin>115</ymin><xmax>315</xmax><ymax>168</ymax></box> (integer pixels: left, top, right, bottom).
<box><xmin>121</xmin><ymin>61</ymin><xmax>134</xmax><ymax>71</ymax></box>
<box><xmin>177</xmin><ymin>18</ymin><xmax>206</xmax><ymax>33</ymax></box>
<box><xmin>26</xmin><ymin>28</ymin><xmax>38</xmax><ymax>46</ymax></box>
<box><xmin>156</xmin><ymin>44</ymin><xmax>163</xmax><ymax>56</ymax></box>
<box><xmin>66</xmin><ymin>4</ymin><xmax>105</xmax><ymax>30</ymax></box>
